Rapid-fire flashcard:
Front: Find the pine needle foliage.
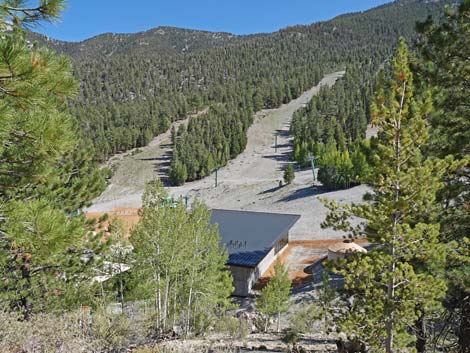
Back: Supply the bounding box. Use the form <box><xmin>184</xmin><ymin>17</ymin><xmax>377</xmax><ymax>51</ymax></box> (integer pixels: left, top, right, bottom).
<box><xmin>0</xmin><ymin>0</ymin><xmax>65</xmax><ymax>29</ymax></box>
<box><xmin>283</xmin><ymin>164</ymin><xmax>295</xmax><ymax>185</ymax></box>
<box><xmin>415</xmin><ymin>1</ymin><xmax>470</xmax><ymax>349</ymax></box>
<box><xmin>322</xmin><ymin>39</ymin><xmax>449</xmax><ymax>352</ymax></box>
<box><xmin>0</xmin><ymin>1</ymin><xmax>107</xmax><ymax>318</ymax></box>
<box><xmin>0</xmin><ymin>200</ymin><xmax>103</xmax><ymax>318</ymax></box>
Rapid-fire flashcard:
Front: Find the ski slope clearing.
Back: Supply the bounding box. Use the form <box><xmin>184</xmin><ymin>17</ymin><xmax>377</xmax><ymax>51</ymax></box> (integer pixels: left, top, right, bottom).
<box><xmin>88</xmin><ymin>71</ymin><xmax>369</xmax><ymax>240</ymax></box>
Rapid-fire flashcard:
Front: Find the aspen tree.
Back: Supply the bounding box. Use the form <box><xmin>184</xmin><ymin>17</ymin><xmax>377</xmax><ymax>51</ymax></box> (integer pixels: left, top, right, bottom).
<box><xmin>131</xmin><ymin>180</ymin><xmax>233</xmax><ymax>336</ymax></box>
<box><xmin>256</xmin><ymin>260</ymin><xmax>291</xmax><ymax>333</ymax></box>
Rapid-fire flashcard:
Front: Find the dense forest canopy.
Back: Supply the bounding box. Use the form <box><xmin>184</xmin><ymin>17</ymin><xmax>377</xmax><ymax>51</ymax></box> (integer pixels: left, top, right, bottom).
<box><xmin>30</xmin><ymin>0</ymin><xmax>454</xmax><ymax>175</ymax></box>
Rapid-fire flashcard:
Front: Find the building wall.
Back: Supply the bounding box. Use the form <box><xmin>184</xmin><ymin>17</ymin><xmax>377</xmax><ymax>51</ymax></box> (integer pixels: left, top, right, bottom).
<box><xmin>229</xmin><ymin>265</ymin><xmax>254</xmax><ymax>296</ymax></box>
<box><xmin>229</xmin><ymin>232</ymin><xmax>289</xmax><ymax>297</ymax></box>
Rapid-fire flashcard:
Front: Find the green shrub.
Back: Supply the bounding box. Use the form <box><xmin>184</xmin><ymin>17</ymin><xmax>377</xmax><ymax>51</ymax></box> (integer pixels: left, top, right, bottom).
<box><xmin>283</xmin><ymin>164</ymin><xmax>295</xmax><ymax>184</ymax></box>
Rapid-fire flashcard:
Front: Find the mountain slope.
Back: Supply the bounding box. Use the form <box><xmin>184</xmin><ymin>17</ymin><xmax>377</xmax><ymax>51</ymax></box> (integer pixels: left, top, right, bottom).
<box><xmin>31</xmin><ymin>0</ymin><xmax>453</xmax><ymax>171</ymax></box>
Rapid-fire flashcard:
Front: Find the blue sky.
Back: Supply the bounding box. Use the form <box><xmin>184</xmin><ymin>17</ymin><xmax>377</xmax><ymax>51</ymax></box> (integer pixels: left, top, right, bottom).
<box><xmin>35</xmin><ymin>0</ymin><xmax>392</xmax><ymax>42</ymax></box>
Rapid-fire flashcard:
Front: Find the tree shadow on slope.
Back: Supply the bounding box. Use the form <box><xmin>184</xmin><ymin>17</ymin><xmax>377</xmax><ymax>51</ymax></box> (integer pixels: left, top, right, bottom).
<box><xmin>277</xmin><ymin>186</ymin><xmax>330</xmax><ymax>202</ymax></box>
<box><xmin>258</xmin><ymin>184</ymin><xmax>284</xmax><ymax>195</ymax></box>
<box><xmin>262</xmin><ymin>153</ymin><xmax>292</xmax><ymax>163</ymax></box>
<box><xmin>275</xmin><ymin>128</ymin><xmax>291</xmax><ymax>138</ymax></box>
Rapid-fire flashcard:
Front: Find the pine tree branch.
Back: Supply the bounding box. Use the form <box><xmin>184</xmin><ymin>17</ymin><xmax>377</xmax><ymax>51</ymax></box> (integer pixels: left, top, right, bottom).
<box><xmin>393</xmin><ymin>279</ymin><xmax>410</xmax><ymax>289</ymax></box>
<box><xmin>31</xmin><ymin>265</ymin><xmax>59</xmax><ymax>275</ymax></box>
<box><xmin>0</xmin><ymin>85</ymin><xmax>15</xmax><ymax>96</ymax></box>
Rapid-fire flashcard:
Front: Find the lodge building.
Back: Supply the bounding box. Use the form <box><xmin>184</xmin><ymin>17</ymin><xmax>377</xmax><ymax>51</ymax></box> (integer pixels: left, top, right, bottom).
<box><xmin>210</xmin><ymin>209</ymin><xmax>300</xmax><ymax>296</ymax></box>
<box><xmin>86</xmin><ymin>207</ymin><xmax>300</xmax><ymax>297</ymax></box>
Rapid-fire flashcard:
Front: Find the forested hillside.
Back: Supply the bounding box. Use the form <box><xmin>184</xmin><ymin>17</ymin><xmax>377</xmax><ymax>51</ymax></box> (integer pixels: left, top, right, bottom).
<box><xmin>289</xmin><ymin>1</ymin><xmax>457</xmax><ymax>190</ymax></box>
<box><xmin>28</xmin><ymin>26</ymin><xmax>236</xmax><ymax>58</ymax></box>
<box><xmin>290</xmin><ymin>62</ymin><xmax>378</xmax><ymax>189</ymax></box>
<box><xmin>32</xmin><ymin>0</ymin><xmax>454</xmax><ymax>183</ymax></box>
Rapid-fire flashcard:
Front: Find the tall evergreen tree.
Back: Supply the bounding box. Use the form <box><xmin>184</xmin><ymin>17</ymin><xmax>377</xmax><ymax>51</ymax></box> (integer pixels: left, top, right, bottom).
<box><xmin>416</xmin><ymin>1</ymin><xmax>470</xmax><ymax>350</ymax></box>
<box><xmin>0</xmin><ymin>1</ymin><xmax>107</xmax><ymax>318</ymax></box>
<box><xmin>322</xmin><ymin>39</ymin><xmax>448</xmax><ymax>352</ymax></box>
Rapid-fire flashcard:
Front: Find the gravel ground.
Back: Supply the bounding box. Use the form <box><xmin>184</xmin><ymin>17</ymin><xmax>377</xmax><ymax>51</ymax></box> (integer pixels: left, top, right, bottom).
<box><xmin>87</xmin><ymin>71</ymin><xmax>369</xmax><ymax>241</ymax></box>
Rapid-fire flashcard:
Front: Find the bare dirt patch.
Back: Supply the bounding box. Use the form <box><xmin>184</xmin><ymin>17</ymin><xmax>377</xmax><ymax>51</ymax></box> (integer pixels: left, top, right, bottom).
<box><xmin>93</xmin><ymin>111</ymin><xmax>204</xmax><ymax>205</ymax></box>
<box><xmin>86</xmin><ymin>208</ymin><xmax>140</xmax><ymax>235</ymax></box>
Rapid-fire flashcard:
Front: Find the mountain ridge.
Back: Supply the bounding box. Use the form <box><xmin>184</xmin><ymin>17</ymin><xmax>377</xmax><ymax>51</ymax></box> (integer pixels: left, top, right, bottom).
<box><xmin>29</xmin><ymin>0</ymin><xmax>455</xmax><ymax>57</ymax></box>
<box><xmin>28</xmin><ymin>26</ymin><xmax>238</xmax><ymax>57</ymax></box>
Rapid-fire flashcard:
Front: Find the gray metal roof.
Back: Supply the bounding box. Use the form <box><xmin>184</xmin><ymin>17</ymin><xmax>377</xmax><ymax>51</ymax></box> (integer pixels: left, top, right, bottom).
<box><xmin>210</xmin><ymin>209</ymin><xmax>300</xmax><ymax>268</ymax></box>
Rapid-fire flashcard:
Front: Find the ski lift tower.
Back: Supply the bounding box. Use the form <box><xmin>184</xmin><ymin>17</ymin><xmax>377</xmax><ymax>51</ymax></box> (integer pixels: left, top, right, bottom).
<box><xmin>307</xmin><ymin>153</ymin><xmax>318</xmax><ymax>184</ymax></box>
<box><xmin>274</xmin><ymin>133</ymin><xmax>278</xmax><ymax>153</ymax></box>
<box><xmin>213</xmin><ymin>166</ymin><xmax>219</xmax><ymax>188</ymax></box>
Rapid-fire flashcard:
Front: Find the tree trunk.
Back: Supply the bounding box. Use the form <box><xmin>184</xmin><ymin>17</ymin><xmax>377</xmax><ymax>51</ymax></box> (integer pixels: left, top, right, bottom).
<box><xmin>277</xmin><ymin>311</ymin><xmax>281</xmax><ymax>333</ymax></box>
<box><xmin>186</xmin><ymin>286</ymin><xmax>193</xmax><ymax>336</ymax></box>
<box><xmin>385</xmin><ymin>283</ymin><xmax>395</xmax><ymax>353</ymax></box>
<box><xmin>385</xmin><ymin>82</ymin><xmax>405</xmax><ymax>353</ymax></box>
<box><xmin>172</xmin><ymin>276</ymin><xmax>178</xmax><ymax>327</ymax></box>
<box><xmin>185</xmin><ymin>231</ymin><xmax>199</xmax><ymax>336</ymax></box>
<box><xmin>119</xmin><ymin>274</ymin><xmax>125</xmax><ymax>314</ymax></box>
<box><xmin>20</xmin><ymin>256</ymin><xmax>31</xmax><ymax>321</ymax></box>
<box><xmin>385</xmin><ymin>214</ymin><xmax>398</xmax><ymax>353</ymax></box>
<box><xmin>163</xmin><ymin>271</ymin><xmax>170</xmax><ymax>331</ymax></box>
<box><xmin>156</xmin><ymin>246</ymin><xmax>162</xmax><ymax>335</ymax></box>
<box><xmin>415</xmin><ymin>314</ymin><xmax>426</xmax><ymax>353</ymax></box>
<box><xmin>155</xmin><ymin>271</ymin><xmax>162</xmax><ymax>335</ymax></box>
<box><xmin>459</xmin><ymin>292</ymin><xmax>470</xmax><ymax>353</ymax></box>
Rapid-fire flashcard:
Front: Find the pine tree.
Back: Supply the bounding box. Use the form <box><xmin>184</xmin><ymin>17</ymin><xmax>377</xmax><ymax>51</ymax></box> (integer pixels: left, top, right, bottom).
<box><xmin>256</xmin><ymin>260</ymin><xmax>291</xmax><ymax>333</ymax></box>
<box><xmin>169</xmin><ymin>157</ymin><xmax>188</xmax><ymax>186</ymax></box>
<box><xmin>0</xmin><ymin>1</ymin><xmax>107</xmax><ymax>318</ymax></box>
<box><xmin>322</xmin><ymin>39</ymin><xmax>448</xmax><ymax>352</ymax></box>
<box><xmin>416</xmin><ymin>2</ymin><xmax>470</xmax><ymax>349</ymax></box>
<box><xmin>0</xmin><ymin>36</ymin><xmax>78</xmax><ymax>199</ymax></box>
<box><xmin>0</xmin><ymin>200</ymin><xmax>103</xmax><ymax>318</ymax></box>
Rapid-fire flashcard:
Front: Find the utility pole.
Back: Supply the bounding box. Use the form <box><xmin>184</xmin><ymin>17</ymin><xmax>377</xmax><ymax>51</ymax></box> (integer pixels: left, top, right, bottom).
<box><xmin>215</xmin><ymin>167</ymin><xmax>219</xmax><ymax>188</ymax></box>
<box><xmin>308</xmin><ymin>153</ymin><xmax>318</xmax><ymax>183</ymax></box>
<box><xmin>275</xmin><ymin>134</ymin><xmax>278</xmax><ymax>153</ymax></box>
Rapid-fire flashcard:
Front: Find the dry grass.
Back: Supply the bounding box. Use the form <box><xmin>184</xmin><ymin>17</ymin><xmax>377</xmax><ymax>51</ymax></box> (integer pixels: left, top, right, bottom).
<box><xmin>86</xmin><ymin>207</ymin><xmax>141</xmax><ymax>236</ymax></box>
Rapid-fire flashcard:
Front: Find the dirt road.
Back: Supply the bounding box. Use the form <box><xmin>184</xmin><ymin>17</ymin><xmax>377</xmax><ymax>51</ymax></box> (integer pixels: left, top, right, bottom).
<box><xmin>88</xmin><ymin>71</ymin><xmax>369</xmax><ymax>240</ymax></box>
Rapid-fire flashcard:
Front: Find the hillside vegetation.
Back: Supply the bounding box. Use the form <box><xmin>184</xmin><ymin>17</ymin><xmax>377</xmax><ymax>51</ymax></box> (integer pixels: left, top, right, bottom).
<box><xmin>2</xmin><ymin>0</ymin><xmax>470</xmax><ymax>352</ymax></box>
<box><xmin>32</xmin><ymin>1</ymin><xmax>453</xmax><ymax>176</ymax></box>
